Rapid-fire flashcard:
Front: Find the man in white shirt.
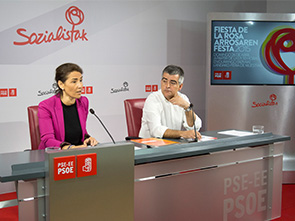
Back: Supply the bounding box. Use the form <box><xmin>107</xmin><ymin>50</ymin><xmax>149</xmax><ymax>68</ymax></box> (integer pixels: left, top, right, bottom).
<box><xmin>139</xmin><ymin>65</ymin><xmax>202</xmax><ymax>139</ymax></box>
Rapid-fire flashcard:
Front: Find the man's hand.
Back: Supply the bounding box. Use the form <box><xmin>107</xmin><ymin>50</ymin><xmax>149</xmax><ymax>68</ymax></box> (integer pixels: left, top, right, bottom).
<box><xmin>180</xmin><ymin>130</ymin><xmax>202</xmax><ymax>140</ymax></box>
<box><xmin>164</xmin><ymin>129</ymin><xmax>201</xmax><ymax>140</ymax></box>
<box><xmin>168</xmin><ymin>93</ymin><xmax>190</xmax><ymax>109</ymax></box>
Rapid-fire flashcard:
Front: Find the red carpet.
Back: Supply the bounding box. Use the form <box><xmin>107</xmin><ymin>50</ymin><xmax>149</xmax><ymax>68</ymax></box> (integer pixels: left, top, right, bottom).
<box><xmin>274</xmin><ymin>184</ymin><xmax>295</xmax><ymax>221</ymax></box>
<box><xmin>0</xmin><ymin>192</ymin><xmax>18</xmax><ymax>221</ymax></box>
<box><xmin>0</xmin><ymin>185</ymin><xmax>295</xmax><ymax>220</ymax></box>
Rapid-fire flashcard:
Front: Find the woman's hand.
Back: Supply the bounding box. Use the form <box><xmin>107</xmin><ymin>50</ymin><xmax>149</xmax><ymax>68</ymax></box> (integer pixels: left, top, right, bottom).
<box><xmin>62</xmin><ymin>144</ymin><xmax>87</xmax><ymax>149</ymax></box>
<box><xmin>83</xmin><ymin>137</ymin><xmax>99</xmax><ymax>147</ymax></box>
<box><xmin>62</xmin><ymin>137</ymin><xmax>98</xmax><ymax>150</ymax></box>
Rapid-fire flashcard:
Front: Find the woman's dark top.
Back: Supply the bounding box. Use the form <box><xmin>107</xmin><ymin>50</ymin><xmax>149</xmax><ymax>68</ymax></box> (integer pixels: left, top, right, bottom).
<box><xmin>62</xmin><ymin>102</ymin><xmax>83</xmax><ymax>145</ymax></box>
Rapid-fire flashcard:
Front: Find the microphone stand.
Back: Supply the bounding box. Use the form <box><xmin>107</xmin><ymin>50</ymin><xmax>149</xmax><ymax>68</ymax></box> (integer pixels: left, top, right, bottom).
<box><xmin>189</xmin><ymin>103</ymin><xmax>198</xmax><ymax>142</ymax></box>
<box><xmin>89</xmin><ymin>108</ymin><xmax>116</xmax><ymax>144</ymax></box>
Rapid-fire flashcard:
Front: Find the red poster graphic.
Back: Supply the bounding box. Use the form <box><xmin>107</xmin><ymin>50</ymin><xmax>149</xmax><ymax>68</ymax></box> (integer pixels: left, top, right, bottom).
<box><xmin>152</xmin><ymin>85</ymin><xmax>158</xmax><ymax>91</ymax></box>
<box><xmin>145</xmin><ymin>85</ymin><xmax>151</xmax><ymax>92</ymax></box>
<box><xmin>214</xmin><ymin>71</ymin><xmax>231</xmax><ymax>80</ymax></box>
<box><xmin>0</xmin><ymin>89</ymin><xmax>8</xmax><ymax>97</ymax></box>
<box><xmin>54</xmin><ymin>155</ymin><xmax>76</xmax><ymax>181</ymax></box>
<box><xmin>9</xmin><ymin>88</ymin><xmax>17</xmax><ymax>97</ymax></box>
<box><xmin>86</xmin><ymin>86</ymin><xmax>93</xmax><ymax>94</ymax></box>
<box><xmin>13</xmin><ymin>6</ymin><xmax>88</xmax><ymax>46</ymax></box>
<box><xmin>77</xmin><ymin>153</ymin><xmax>97</xmax><ymax>177</ymax></box>
<box><xmin>214</xmin><ymin>71</ymin><xmax>223</xmax><ymax>80</ymax></box>
<box><xmin>223</xmin><ymin>71</ymin><xmax>232</xmax><ymax>80</ymax></box>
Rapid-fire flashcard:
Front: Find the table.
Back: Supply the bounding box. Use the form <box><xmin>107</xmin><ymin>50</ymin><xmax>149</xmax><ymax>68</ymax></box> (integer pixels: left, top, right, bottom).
<box><xmin>0</xmin><ymin>130</ymin><xmax>290</xmax><ymax>220</ymax></box>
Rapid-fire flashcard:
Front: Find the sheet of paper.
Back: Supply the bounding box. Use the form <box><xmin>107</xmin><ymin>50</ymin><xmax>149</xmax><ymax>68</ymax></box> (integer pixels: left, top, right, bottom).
<box><xmin>199</xmin><ymin>135</ymin><xmax>217</xmax><ymax>141</ymax></box>
<box><xmin>218</xmin><ymin>130</ymin><xmax>254</xmax><ymax>137</ymax></box>
<box><xmin>131</xmin><ymin>138</ymin><xmax>179</xmax><ymax>147</ymax></box>
<box><xmin>184</xmin><ymin>135</ymin><xmax>217</xmax><ymax>142</ymax></box>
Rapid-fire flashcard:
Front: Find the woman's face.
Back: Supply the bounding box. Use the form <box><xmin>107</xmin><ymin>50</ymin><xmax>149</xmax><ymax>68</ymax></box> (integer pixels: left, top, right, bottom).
<box><xmin>58</xmin><ymin>71</ymin><xmax>83</xmax><ymax>101</ymax></box>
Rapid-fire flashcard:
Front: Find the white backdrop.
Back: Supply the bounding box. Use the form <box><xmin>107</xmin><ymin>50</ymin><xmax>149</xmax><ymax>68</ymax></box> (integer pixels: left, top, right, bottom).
<box><xmin>1</xmin><ymin>0</ymin><xmax>293</xmax><ymax>193</ymax></box>
<box><xmin>0</xmin><ymin>1</ymin><xmax>272</xmax><ymax>155</ymax></box>
<box><xmin>0</xmin><ymin>1</ymin><xmax>177</xmax><ymax>153</ymax></box>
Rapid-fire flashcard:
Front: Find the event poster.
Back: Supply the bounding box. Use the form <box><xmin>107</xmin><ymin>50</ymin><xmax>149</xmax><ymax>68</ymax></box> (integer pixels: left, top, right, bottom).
<box><xmin>211</xmin><ymin>21</ymin><xmax>295</xmax><ymax>85</ymax></box>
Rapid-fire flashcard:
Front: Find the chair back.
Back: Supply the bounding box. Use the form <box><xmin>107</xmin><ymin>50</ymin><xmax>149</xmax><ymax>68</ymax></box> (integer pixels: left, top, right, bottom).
<box><xmin>124</xmin><ymin>98</ymin><xmax>146</xmax><ymax>137</ymax></box>
<box><xmin>27</xmin><ymin>105</ymin><xmax>41</xmax><ymax>150</ymax></box>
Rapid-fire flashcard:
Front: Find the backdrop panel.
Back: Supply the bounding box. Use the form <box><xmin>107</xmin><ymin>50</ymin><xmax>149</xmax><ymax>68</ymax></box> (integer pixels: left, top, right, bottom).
<box><xmin>0</xmin><ymin>0</ymin><xmax>269</xmax><ymax>192</ymax></box>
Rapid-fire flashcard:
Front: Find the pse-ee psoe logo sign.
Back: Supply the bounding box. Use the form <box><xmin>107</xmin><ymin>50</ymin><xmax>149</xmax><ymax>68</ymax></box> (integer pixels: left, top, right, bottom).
<box><xmin>213</xmin><ymin>71</ymin><xmax>232</xmax><ymax>80</ymax></box>
<box><xmin>145</xmin><ymin>84</ymin><xmax>158</xmax><ymax>92</ymax></box>
<box><xmin>13</xmin><ymin>6</ymin><xmax>87</xmax><ymax>46</ymax></box>
<box><xmin>82</xmin><ymin>86</ymin><xmax>93</xmax><ymax>94</ymax></box>
<box><xmin>0</xmin><ymin>88</ymin><xmax>17</xmax><ymax>97</ymax></box>
<box><xmin>261</xmin><ymin>26</ymin><xmax>295</xmax><ymax>85</ymax></box>
<box><xmin>54</xmin><ymin>153</ymin><xmax>97</xmax><ymax>181</ymax></box>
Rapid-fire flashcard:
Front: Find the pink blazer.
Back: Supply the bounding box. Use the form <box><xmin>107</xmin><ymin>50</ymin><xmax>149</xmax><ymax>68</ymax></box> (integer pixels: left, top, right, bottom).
<box><xmin>38</xmin><ymin>94</ymin><xmax>89</xmax><ymax>149</ymax></box>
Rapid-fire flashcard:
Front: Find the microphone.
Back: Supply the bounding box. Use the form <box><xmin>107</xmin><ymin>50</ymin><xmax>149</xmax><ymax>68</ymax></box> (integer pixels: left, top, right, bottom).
<box><xmin>189</xmin><ymin>103</ymin><xmax>198</xmax><ymax>142</ymax></box>
<box><xmin>89</xmin><ymin>108</ymin><xmax>116</xmax><ymax>144</ymax></box>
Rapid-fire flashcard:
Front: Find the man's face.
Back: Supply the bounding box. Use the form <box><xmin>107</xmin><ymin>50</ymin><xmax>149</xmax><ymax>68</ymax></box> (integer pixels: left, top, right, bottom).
<box><xmin>161</xmin><ymin>72</ymin><xmax>183</xmax><ymax>100</ymax></box>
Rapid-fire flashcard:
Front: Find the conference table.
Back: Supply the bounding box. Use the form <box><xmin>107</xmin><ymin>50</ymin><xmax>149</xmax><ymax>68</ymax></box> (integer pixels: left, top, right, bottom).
<box><xmin>0</xmin><ymin>130</ymin><xmax>290</xmax><ymax>221</ymax></box>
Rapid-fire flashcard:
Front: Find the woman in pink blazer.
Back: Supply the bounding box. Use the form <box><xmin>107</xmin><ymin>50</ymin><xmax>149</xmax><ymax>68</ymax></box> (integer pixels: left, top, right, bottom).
<box><xmin>38</xmin><ymin>63</ymin><xmax>98</xmax><ymax>150</ymax></box>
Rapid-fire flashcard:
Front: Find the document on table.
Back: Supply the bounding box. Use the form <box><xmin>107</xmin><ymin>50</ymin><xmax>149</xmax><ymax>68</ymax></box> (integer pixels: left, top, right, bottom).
<box><xmin>199</xmin><ymin>135</ymin><xmax>217</xmax><ymax>141</ymax></box>
<box><xmin>218</xmin><ymin>130</ymin><xmax>254</xmax><ymax>137</ymax></box>
<box><xmin>184</xmin><ymin>135</ymin><xmax>217</xmax><ymax>142</ymax></box>
<box><xmin>131</xmin><ymin>138</ymin><xmax>179</xmax><ymax>147</ymax></box>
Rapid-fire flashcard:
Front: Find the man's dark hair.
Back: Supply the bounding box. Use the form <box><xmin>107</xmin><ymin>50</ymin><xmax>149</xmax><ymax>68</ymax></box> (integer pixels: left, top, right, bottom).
<box><xmin>162</xmin><ymin>65</ymin><xmax>184</xmax><ymax>84</ymax></box>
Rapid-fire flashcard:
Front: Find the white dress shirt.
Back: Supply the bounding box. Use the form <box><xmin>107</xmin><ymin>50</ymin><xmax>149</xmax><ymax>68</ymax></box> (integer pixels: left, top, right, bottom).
<box><xmin>139</xmin><ymin>90</ymin><xmax>202</xmax><ymax>138</ymax></box>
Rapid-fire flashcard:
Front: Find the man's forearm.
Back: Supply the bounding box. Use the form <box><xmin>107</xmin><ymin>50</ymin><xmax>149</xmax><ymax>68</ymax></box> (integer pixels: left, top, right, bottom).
<box><xmin>185</xmin><ymin>110</ymin><xmax>196</xmax><ymax>127</ymax></box>
<box><xmin>163</xmin><ymin>128</ymin><xmax>183</xmax><ymax>139</ymax></box>
<box><xmin>163</xmin><ymin>128</ymin><xmax>198</xmax><ymax>139</ymax></box>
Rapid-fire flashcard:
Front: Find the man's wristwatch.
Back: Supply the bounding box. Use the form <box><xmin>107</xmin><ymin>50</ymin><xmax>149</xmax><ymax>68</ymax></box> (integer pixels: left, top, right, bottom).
<box><xmin>185</xmin><ymin>103</ymin><xmax>192</xmax><ymax>112</ymax></box>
